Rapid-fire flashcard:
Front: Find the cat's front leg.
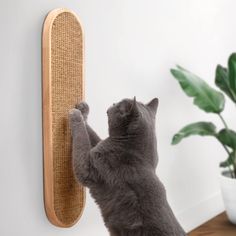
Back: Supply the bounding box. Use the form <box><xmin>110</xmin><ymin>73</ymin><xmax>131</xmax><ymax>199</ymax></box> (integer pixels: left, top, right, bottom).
<box><xmin>75</xmin><ymin>101</ymin><xmax>89</xmax><ymax>121</ymax></box>
<box><xmin>69</xmin><ymin>108</ymin><xmax>92</xmax><ymax>185</ymax></box>
<box><xmin>75</xmin><ymin>101</ymin><xmax>101</xmax><ymax>147</ymax></box>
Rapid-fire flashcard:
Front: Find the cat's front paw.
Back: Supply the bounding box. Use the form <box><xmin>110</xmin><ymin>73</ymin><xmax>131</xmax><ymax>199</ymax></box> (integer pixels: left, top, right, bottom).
<box><xmin>75</xmin><ymin>101</ymin><xmax>89</xmax><ymax>120</ymax></box>
<box><xmin>69</xmin><ymin>108</ymin><xmax>83</xmax><ymax>127</ymax></box>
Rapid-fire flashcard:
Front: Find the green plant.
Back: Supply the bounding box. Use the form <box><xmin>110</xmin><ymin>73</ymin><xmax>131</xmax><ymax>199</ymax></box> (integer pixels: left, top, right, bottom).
<box><xmin>171</xmin><ymin>53</ymin><xmax>236</xmax><ymax>178</ymax></box>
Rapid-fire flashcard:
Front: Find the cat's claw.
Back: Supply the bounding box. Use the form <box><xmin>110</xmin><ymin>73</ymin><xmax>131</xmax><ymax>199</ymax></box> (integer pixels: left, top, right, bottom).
<box><xmin>69</xmin><ymin>108</ymin><xmax>83</xmax><ymax>127</ymax></box>
<box><xmin>75</xmin><ymin>101</ymin><xmax>89</xmax><ymax>120</ymax></box>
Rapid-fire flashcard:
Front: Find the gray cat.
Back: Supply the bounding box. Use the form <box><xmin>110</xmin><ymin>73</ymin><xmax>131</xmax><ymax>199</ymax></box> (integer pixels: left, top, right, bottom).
<box><xmin>69</xmin><ymin>97</ymin><xmax>186</xmax><ymax>236</ymax></box>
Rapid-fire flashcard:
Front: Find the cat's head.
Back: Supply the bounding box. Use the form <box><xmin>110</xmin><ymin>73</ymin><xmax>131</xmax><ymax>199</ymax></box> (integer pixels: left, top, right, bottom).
<box><xmin>107</xmin><ymin>97</ymin><xmax>158</xmax><ymax>137</ymax></box>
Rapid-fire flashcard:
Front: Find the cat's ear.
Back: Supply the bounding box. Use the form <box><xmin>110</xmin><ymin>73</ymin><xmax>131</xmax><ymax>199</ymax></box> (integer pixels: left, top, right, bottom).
<box><xmin>119</xmin><ymin>97</ymin><xmax>138</xmax><ymax>117</ymax></box>
<box><xmin>129</xmin><ymin>96</ymin><xmax>138</xmax><ymax>115</ymax></box>
<box><xmin>146</xmin><ymin>98</ymin><xmax>159</xmax><ymax>114</ymax></box>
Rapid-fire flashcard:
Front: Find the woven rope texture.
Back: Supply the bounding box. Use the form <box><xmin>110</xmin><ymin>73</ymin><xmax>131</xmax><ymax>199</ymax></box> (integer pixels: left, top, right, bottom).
<box><xmin>51</xmin><ymin>11</ymin><xmax>84</xmax><ymax>225</ymax></box>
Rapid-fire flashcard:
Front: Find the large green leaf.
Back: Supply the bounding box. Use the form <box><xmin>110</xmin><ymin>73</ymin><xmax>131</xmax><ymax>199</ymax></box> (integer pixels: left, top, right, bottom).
<box><xmin>218</xmin><ymin>129</ymin><xmax>236</xmax><ymax>149</ymax></box>
<box><xmin>215</xmin><ymin>65</ymin><xmax>236</xmax><ymax>102</ymax></box>
<box><xmin>220</xmin><ymin>151</ymin><xmax>236</xmax><ymax>168</ymax></box>
<box><xmin>228</xmin><ymin>53</ymin><xmax>236</xmax><ymax>94</ymax></box>
<box><xmin>171</xmin><ymin>66</ymin><xmax>225</xmax><ymax>113</ymax></box>
<box><xmin>172</xmin><ymin>122</ymin><xmax>217</xmax><ymax>145</ymax></box>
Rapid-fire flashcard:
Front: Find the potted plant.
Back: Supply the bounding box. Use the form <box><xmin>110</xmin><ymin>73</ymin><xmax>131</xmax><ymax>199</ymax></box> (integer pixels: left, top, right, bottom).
<box><xmin>170</xmin><ymin>53</ymin><xmax>236</xmax><ymax>224</ymax></box>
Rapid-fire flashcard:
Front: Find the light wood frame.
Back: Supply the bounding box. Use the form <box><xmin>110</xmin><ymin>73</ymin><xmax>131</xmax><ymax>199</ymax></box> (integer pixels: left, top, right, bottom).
<box><xmin>42</xmin><ymin>8</ymin><xmax>85</xmax><ymax>228</ymax></box>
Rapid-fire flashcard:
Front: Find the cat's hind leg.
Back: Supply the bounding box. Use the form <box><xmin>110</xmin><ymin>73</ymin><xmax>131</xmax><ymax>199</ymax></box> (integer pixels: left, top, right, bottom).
<box><xmin>109</xmin><ymin>227</ymin><xmax>120</xmax><ymax>236</ymax></box>
<box><xmin>120</xmin><ymin>228</ymin><xmax>143</xmax><ymax>236</ymax></box>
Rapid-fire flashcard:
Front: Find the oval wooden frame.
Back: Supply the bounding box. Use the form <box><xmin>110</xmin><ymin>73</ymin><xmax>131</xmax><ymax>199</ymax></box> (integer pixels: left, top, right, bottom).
<box><xmin>42</xmin><ymin>8</ymin><xmax>85</xmax><ymax>227</ymax></box>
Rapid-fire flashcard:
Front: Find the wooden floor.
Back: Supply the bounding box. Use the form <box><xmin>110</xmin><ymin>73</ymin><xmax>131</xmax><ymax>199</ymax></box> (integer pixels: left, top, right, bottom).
<box><xmin>189</xmin><ymin>212</ymin><xmax>236</xmax><ymax>236</ymax></box>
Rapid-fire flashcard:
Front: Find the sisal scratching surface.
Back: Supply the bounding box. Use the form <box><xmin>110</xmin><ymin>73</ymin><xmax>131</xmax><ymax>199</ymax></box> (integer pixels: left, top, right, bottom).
<box><xmin>42</xmin><ymin>9</ymin><xmax>85</xmax><ymax>227</ymax></box>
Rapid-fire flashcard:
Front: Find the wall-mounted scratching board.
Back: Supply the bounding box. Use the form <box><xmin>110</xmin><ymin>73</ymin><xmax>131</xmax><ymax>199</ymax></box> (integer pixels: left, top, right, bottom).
<box><xmin>42</xmin><ymin>8</ymin><xmax>85</xmax><ymax>227</ymax></box>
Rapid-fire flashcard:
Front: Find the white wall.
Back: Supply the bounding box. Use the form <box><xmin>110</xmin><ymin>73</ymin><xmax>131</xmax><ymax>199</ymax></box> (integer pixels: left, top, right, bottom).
<box><xmin>1</xmin><ymin>0</ymin><xmax>236</xmax><ymax>235</ymax></box>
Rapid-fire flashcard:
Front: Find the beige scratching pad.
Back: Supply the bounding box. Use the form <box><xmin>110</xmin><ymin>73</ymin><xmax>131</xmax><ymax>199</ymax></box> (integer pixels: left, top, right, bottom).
<box><xmin>42</xmin><ymin>8</ymin><xmax>85</xmax><ymax>227</ymax></box>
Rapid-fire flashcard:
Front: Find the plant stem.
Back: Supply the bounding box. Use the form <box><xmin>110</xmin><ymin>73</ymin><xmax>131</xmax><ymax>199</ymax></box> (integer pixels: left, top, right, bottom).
<box><xmin>218</xmin><ymin>113</ymin><xmax>229</xmax><ymax>129</ymax></box>
<box><xmin>217</xmin><ymin>114</ymin><xmax>236</xmax><ymax>178</ymax></box>
<box><xmin>221</xmin><ymin>142</ymin><xmax>230</xmax><ymax>155</ymax></box>
<box><xmin>219</xmin><ymin>142</ymin><xmax>235</xmax><ymax>178</ymax></box>
<box><xmin>233</xmin><ymin>152</ymin><xmax>236</xmax><ymax>178</ymax></box>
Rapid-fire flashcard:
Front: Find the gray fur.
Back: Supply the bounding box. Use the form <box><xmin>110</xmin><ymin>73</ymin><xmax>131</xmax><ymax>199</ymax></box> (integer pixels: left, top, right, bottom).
<box><xmin>69</xmin><ymin>98</ymin><xmax>186</xmax><ymax>236</ymax></box>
